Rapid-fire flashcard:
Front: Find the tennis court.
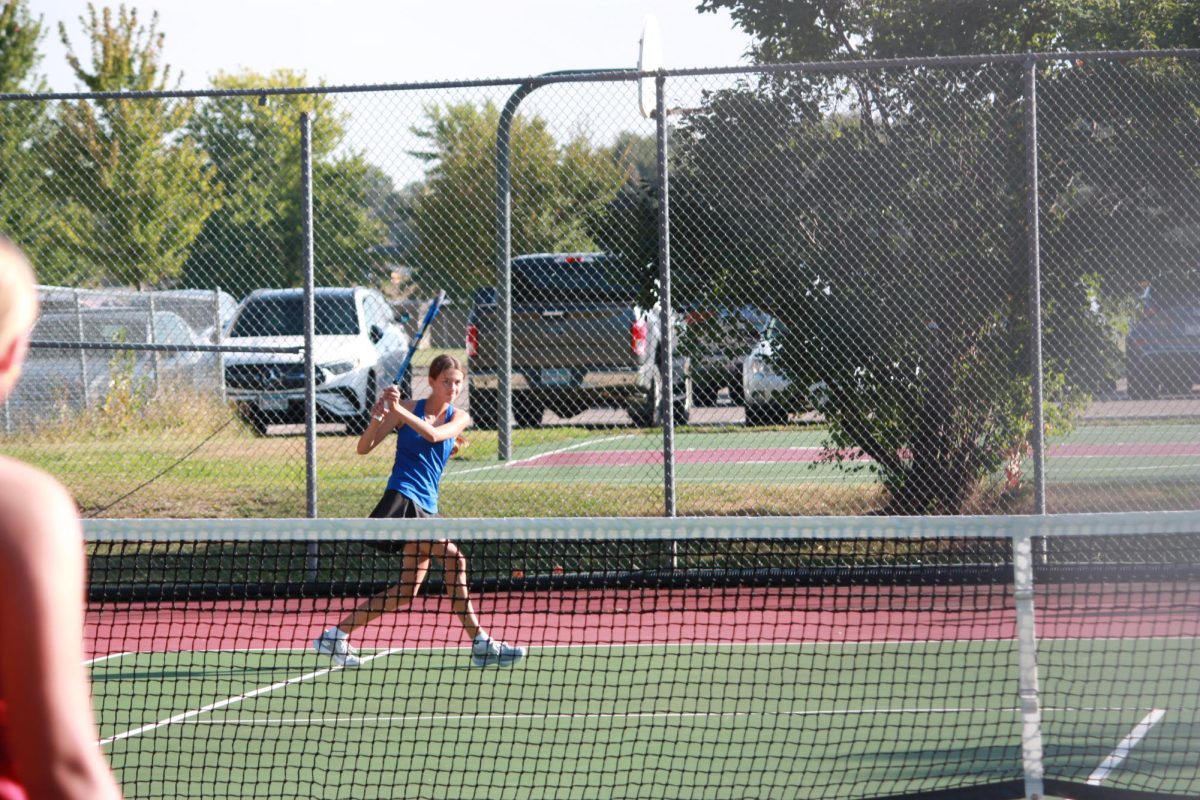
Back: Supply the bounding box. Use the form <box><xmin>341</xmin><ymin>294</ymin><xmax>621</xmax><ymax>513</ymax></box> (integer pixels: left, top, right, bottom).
<box><xmin>90</xmin><ymin>640</ymin><xmax>1196</xmax><ymax>799</ymax></box>
<box><xmin>441</xmin><ymin>424</ymin><xmax>1200</xmax><ymax>487</ymax></box>
<box><xmin>84</xmin><ymin>515</ymin><xmax>1200</xmax><ymax>800</ymax></box>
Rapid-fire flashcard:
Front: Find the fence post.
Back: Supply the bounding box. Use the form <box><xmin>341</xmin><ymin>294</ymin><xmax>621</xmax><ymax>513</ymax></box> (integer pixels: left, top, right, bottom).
<box><xmin>213</xmin><ymin>288</ymin><xmax>226</xmax><ymax>402</ymax></box>
<box><xmin>74</xmin><ymin>289</ymin><xmax>89</xmax><ymax>409</ymax></box>
<box><xmin>147</xmin><ymin>291</ymin><xmax>160</xmax><ymax>396</ymax></box>
<box><xmin>655</xmin><ymin>71</ymin><xmax>677</xmax><ymax>521</ymax></box>
<box><xmin>300</xmin><ymin>110</ymin><xmax>319</xmax><ymax>581</ymax></box>
<box><xmin>1024</xmin><ymin>57</ymin><xmax>1047</xmax><ymax>516</ymax></box>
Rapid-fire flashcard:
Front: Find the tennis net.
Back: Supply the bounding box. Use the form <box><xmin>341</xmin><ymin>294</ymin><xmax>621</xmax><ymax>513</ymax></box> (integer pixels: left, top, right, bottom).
<box><xmin>85</xmin><ymin>513</ymin><xmax>1200</xmax><ymax>800</ymax></box>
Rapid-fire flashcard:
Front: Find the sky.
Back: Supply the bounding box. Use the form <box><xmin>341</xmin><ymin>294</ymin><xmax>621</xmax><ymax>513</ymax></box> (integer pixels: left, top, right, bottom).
<box><xmin>30</xmin><ymin>1</ymin><xmax>754</xmax><ymax>93</ymax></box>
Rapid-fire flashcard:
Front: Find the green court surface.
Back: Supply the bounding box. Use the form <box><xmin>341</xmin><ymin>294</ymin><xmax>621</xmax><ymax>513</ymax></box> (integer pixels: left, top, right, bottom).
<box><xmin>92</xmin><ymin>638</ymin><xmax>1198</xmax><ymax>800</ymax></box>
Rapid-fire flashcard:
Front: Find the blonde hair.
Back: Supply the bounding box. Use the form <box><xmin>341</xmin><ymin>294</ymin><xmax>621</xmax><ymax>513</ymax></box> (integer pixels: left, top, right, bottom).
<box><xmin>0</xmin><ymin>235</ymin><xmax>38</xmax><ymax>351</ymax></box>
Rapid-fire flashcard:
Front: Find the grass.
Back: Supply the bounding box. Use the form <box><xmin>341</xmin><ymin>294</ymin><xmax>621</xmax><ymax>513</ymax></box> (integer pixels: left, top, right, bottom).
<box><xmin>2</xmin><ymin>386</ymin><xmax>1197</xmax><ymax>519</ymax></box>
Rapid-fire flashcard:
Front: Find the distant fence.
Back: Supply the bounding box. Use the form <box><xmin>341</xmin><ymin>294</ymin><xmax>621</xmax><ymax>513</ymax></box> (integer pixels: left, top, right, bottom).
<box><xmin>2</xmin><ymin>50</ymin><xmax>1199</xmax><ymax>518</ymax></box>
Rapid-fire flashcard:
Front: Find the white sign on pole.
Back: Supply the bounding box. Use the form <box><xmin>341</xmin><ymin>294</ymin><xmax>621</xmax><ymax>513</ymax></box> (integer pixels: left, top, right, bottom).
<box><xmin>638</xmin><ymin>15</ymin><xmax>662</xmax><ymax>118</ymax></box>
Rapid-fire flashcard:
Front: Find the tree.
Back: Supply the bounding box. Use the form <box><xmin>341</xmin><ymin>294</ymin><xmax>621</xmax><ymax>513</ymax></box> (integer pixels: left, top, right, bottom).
<box><xmin>47</xmin><ymin>3</ymin><xmax>219</xmax><ymax>287</ymax></box>
<box><xmin>0</xmin><ymin>0</ymin><xmax>74</xmax><ymax>279</ymax></box>
<box><xmin>407</xmin><ymin>102</ymin><xmax>627</xmax><ymax>303</ymax></box>
<box><xmin>678</xmin><ymin>0</ymin><xmax>1200</xmax><ymax>512</ymax></box>
<box><xmin>182</xmin><ymin>69</ymin><xmax>387</xmax><ymax>299</ymax></box>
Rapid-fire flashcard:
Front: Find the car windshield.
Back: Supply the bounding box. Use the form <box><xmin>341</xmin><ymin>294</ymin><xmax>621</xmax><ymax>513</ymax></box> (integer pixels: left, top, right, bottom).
<box><xmin>513</xmin><ymin>255</ymin><xmax>641</xmax><ymax>304</ymax></box>
<box><xmin>230</xmin><ymin>294</ymin><xmax>359</xmax><ymax>337</ymax></box>
<box><xmin>763</xmin><ymin>317</ymin><xmax>788</xmax><ymax>342</ymax></box>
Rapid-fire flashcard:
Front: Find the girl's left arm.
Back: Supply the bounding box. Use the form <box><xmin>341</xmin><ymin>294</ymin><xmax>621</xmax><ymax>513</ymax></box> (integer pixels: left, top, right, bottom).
<box><xmin>393</xmin><ymin>404</ymin><xmax>473</xmax><ymax>443</ymax></box>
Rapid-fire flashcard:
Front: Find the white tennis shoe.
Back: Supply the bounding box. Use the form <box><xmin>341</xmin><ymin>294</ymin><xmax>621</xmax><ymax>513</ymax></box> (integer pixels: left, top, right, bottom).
<box><xmin>313</xmin><ymin>628</ymin><xmax>362</xmax><ymax>668</ymax></box>
<box><xmin>471</xmin><ymin>633</ymin><xmax>526</xmax><ymax>668</ymax></box>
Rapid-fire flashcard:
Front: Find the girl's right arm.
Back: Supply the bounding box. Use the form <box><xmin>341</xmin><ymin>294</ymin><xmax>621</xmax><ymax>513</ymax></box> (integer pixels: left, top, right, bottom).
<box><xmin>356</xmin><ymin>386</ymin><xmax>414</xmax><ymax>455</ymax></box>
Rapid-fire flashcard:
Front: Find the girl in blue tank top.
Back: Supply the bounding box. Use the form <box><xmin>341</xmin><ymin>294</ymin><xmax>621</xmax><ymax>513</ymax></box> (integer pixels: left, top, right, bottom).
<box><xmin>313</xmin><ymin>354</ymin><xmax>526</xmax><ymax>669</ymax></box>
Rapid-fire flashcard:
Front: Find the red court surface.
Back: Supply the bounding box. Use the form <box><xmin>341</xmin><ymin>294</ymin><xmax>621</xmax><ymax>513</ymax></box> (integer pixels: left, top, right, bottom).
<box><xmin>85</xmin><ymin>583</ymin><xmax>1200</xmax><ymax>658</ymax></box>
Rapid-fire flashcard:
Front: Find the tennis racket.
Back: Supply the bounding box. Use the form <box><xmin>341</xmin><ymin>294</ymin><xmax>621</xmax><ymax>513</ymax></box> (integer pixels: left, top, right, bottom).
<box><xmin>392</xmin><ymin>289</ymin><xmax>447</xmax><ymax>388</ymax></box>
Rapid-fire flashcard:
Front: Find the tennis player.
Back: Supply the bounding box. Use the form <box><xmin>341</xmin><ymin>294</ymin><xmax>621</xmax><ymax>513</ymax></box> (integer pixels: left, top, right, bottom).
<box><xmin>314</xmin><ymin>353</ymin><xmax>525</xmax><ymax>669</ymax></box>
<box><xmin>0</xmin><ymin>235</ymin><xmax>124</xmax><ymax>799</ymax></box>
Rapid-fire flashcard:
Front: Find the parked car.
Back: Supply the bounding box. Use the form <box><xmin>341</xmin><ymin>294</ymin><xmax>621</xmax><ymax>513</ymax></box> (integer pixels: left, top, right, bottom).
<box><xmin>466</xmin><ymin>253</ymin><xmax>691</xmax><ymax>428</ymax></box>
<box><xmin>222</xmin><ymin>287</ymin><xmax>409</xmax><ymax>435</ymax></box>
<box><xmin>1127</xmin><ymin>270</ymin><xmax>1200</xmax><ymax>399</ymax></box>
<box><xmin>37</xmin><ymin>287</ymin><xmax>237</xmax><ymax>345</ymax></box>
<box><xmin>681</xmin><ymin>304</ymin><xmax>771</xmax><ymax>406</ymax></box>
<box><xmin>9</xmin><ymin>308</ymin><xmax>211</xmax><ymax>427</ymax></box>
<box><xmin>742</xmin><ymin>317</ymin><xmax>826</xmax><ymax>426</ymax></box>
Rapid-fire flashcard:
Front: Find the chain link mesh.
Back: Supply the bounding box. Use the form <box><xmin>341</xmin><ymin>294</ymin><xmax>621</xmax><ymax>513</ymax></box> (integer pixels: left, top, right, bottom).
<box><xmin>1</xmin><ymin>54</ymin><xmax>1198</xmax><ymax>518</ymax></box>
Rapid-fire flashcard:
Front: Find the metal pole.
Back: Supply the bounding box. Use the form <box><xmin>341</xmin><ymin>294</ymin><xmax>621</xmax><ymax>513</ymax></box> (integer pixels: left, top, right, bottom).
<box><xmin>74</xmin><ymin>290</ymin><xmax>89</xmax><ymax>408</ymax></box>
<box><xmin>300</xmin><ymin>112</ymin><xmax>320</xmax><ymax>579</ymax></box>
<box><xmin>495</xmin><ymin>82</ymin><xmax>535</xmax><ymax>461</ymax></box>
<box><xmin>655</xmin><ymin>72</ymin><xmax>676</xmax><ymax>519</ymax></box>
<box><xmin>213</xmin><ymin>288</ymin><xmax>226</xmax><ymax>402</ymax></box>
<box><xmin>1024</xmin><ymin>59</ymin><xmax>1047</xmax><ymax>516</ymax></box>
<box><xmin>147</xmin><ymin>292</ymin><xmax>159</xmax><ymax>396</ymax></box>
<box><xmin>494</xmin><ymin>69</ymin><xmax>624</xmax><ymax>461</ymax></box>
<box><xmin>1020</xmin><ymin>58</ymin><xmax>1048</xmax><ymax>800</ymax></box>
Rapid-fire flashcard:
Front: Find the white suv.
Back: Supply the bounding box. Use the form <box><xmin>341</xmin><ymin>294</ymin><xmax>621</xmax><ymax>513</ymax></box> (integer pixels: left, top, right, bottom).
<box><xmin>223</xmin><ymin>287</ymin><xmax>409</xmax><ymax>435</ymax></box>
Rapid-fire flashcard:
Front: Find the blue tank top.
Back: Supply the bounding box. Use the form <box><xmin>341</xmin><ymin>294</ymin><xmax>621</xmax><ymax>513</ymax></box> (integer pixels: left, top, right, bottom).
<box><xmin>386</xmin><ymin>399</ymin><xmax>455</xmax><ymax>513</ymax></box>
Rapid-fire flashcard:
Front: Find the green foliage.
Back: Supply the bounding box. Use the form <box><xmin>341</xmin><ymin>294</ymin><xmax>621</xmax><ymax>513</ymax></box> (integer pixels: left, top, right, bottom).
<box><xmin>0</xmin><ymin>0</ymin><xmax>74</xmax><ymax>277</ymax></box>
<box><xmin>676</xmin><ymin>0</ymin><xmax>1200</xmax><ymax>511</ymax></box>
<box><xmin>99</xmin><ymin>333</ymin><xmax>151</xmax><ymax>426</ymax></box>
<box><xmin>407</xmin><ymin>102</ymin><xmax>627</xmax><ymax>302</ymax></box>
<box><xmin>182</xmin><ymin>68</ymin><xmax>386</xmax><ymax>299</ymax></box>
<box><xmin>44</xmin><ymin>4</ymin><xmax>219</xmax><ymax>288</ymax></box>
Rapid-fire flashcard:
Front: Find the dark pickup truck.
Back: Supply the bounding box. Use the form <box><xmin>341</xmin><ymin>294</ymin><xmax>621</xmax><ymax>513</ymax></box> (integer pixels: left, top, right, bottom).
<box><xmin>465</xmin><ymin>252</ymin><xmax>691</xmax><ymax>427</ymax></box>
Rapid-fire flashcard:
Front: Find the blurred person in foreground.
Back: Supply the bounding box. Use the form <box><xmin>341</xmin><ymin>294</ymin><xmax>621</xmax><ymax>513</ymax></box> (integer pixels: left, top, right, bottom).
<box><xmin>0</xmin><ymin>234</ymin><xmax>124</xmax><ymax>799</ymax></box>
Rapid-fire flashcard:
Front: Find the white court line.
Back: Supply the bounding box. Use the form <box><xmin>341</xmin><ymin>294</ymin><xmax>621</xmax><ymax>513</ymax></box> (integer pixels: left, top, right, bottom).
<box><xmin>451</xmin><ymin>434</ymin><xmax>640</xmax><ymax>476</ymax></box>
<box><xmin>99</xmin><ymin>647</ymin><xmax>404</xmax><ymax>746</ymax></box>
<box><xmin>85</xmin><ymin>652</ymin><xmax>131</xmax><ymax>666</ymax></box>
<box><xmin>1087</xmin><ymin>708</ymin><xmax>1166</xmax><ymax>785</ymax></box>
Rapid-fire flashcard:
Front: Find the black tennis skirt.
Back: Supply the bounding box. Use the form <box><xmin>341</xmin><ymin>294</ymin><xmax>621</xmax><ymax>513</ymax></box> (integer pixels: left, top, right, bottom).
<box><xmin>367</xmin><ymin>489</ymin><xmax>435</xmax><ymax>553</ymax></box>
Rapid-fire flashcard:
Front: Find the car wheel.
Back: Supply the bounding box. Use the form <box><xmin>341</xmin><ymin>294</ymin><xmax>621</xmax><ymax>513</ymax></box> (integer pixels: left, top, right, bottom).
<box><xmin>728</xmin><ymin>378</ymin><xmax>745</xmax><ymax>406</ymax></box>
<box><xmin>627</xmin><ymin>373</ymin><xmax>662</xmax><ymax>428</ymax></box>
<box><xmin>745</xmin><ymin>401</ymin><xmax>787</xmax><ymax>427</ymax></box>
<box><xmin>514</xmin><ymin>393</ymin><xmax>544</xmax><ymax>428</ymax></box>
<box><xmin>469</xmin><ymin>387</ymin><xmax>498</xmax><ymax>429</ymax></box>
<box><xmin>1127</xmin><ymin>358</ymin><xmax>1158</xmax><ymax>400</ymax></box>
<box><xmin>673</xmin><ymin>375</ymin><xmax>692</xmax><ymax>426</ymax></box>
<box><xmin>241</xmin><ymin>406</ymin><xmax>271</xmax><ymax>436</ymax></box>
<box><xmin>693</xmin><ymin>378</ymin><xmax>719</xmax><ymax>407</ymax></box>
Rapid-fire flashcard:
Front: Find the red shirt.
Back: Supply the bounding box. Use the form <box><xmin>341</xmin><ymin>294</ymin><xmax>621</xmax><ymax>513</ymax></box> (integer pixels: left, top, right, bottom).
<box><xmin>0</xmin><ymin>698</ymin><xmax>29</xmax><ymax>800</ymax></box>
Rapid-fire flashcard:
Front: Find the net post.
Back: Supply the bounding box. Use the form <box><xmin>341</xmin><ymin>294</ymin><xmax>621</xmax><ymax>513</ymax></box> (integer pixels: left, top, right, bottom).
<box><xmin>1012</xmin><ymin>530</ymin><xmax>1045</xmax><ymax>799</ymax></box>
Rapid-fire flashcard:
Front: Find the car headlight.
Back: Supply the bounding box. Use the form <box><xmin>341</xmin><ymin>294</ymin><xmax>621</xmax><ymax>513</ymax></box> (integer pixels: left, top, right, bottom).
<box><xmin>320</xmin><ymin>360</ymin><xmax>357</xmax><ymax>376</ymax></box>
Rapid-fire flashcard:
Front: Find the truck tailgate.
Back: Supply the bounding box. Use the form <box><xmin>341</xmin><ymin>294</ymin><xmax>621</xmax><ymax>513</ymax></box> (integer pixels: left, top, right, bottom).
<box><xmin>477</xmin><ymin>305</ymin><xmax>640</xmax><ymax>371</ymax></box>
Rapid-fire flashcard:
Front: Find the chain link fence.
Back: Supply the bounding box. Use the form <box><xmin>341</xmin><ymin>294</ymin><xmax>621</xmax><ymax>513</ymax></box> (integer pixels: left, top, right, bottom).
<box><xmin>2</xmin><ymin>51</ymin><xmax>1198</xmax><ymax>518</ymax></box>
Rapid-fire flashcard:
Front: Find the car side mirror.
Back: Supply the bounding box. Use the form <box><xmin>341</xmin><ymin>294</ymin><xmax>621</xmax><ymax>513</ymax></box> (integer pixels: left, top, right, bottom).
<box><xmin>369</xmin><ymin>325</ymin><xmax>385</xmax><ymax>345</ymax></box>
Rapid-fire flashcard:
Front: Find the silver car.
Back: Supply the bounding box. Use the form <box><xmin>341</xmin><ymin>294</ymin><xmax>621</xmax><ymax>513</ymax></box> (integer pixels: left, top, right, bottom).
<box><xmin>223</xmin><ymin>287</ymin><xmax>410</xmax><ymax>435</ymax></box>
<box><xmin>742</xmin><ymin>317</ymin><xmax>826</xmax><ymax>426</ymax></box>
